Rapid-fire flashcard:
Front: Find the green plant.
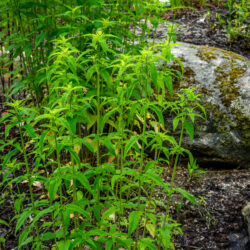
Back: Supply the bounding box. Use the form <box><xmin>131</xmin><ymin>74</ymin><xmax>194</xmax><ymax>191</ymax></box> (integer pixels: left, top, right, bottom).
<box><xmin>198</xmin><ymin>196</ymin><xmax>216</xmax><ymax>229</ymax></box>
<box><xmin>170</xmin><ymin>0</ymin><xmax>206</xmax><ymax>8</ymax></box>
<box><xmin>1</xmin><ymin>100</ymin><xmax>42</xmax><ymax>248</ymax></box>
<box><xmin>215</xmin><ymin>0</ymin><xmax>250</xmax><ymax>42</ymax></box>
<box><xmin>187</xmin><ymin>155</ymin><xmax>206</xmax><ymax>182</ymax></box>
<box><xmin>0</xmin><ymin>1</ymin><xmax>207</xmax><ymax>249</ymax></box>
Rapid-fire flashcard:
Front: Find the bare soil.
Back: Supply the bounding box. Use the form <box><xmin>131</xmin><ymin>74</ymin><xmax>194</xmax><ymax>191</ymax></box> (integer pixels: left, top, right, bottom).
<box><xmin>166</xmin><ymin>167</ymin><xmax>250</xmax><ymax>250</ymax></box>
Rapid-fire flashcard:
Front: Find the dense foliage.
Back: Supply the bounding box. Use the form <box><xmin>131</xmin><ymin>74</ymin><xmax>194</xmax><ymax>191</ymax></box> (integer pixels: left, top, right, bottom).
<box><xmin>0</xmin><ymin>0</ymin><xmax>209</xmax><ymax>249</ymax></box>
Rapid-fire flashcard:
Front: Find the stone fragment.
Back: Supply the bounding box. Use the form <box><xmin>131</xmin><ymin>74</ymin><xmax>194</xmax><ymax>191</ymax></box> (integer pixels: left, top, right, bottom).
<box><xmin>242</xmin><ymin>202</ymin><xmax>250</xmax><ymax>240</ymax></box>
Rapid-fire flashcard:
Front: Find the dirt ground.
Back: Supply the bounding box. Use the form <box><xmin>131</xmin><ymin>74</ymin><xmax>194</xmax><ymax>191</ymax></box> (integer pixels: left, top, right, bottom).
<box><xmin>164</xmin><ymin>167</ymin><xmax>250</xmax><ymax>249</ymax></box>
<box><xmin>161</xmin><ymin>3</ymin><xmax>249</xmax><ymax>58</ymax></box>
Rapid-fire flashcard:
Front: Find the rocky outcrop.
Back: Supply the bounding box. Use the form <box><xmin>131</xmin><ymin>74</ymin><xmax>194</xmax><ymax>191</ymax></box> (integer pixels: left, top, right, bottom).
<box><xmin>168</xmin><ymin>43</ymin><xmax>250</xmax><ymax>167</ymax></box>
<box><xmin>242</xmin><ymin>202</ymin><xmax>250</xmax><ymax>240</ymax></box>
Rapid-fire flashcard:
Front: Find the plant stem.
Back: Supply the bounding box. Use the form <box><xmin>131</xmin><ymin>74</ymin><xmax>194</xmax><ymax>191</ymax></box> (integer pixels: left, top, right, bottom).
<box><xmin>96</xmin><ymin>68</ymin><xmax>101</xmax><ymax>203</ymax></box>
<box><xmin>17</xmin><ymin>114</ymin><xmax>40</xmax><ymax>244</ymax></box>
<box><xmin>136</xmin><ymin>58</ymin><xmax>149</xmax><ymax>243</ymax></box>
<box><xmin>54</xmin><ymin>126</ymin><xmax>67</xmax><ymax>242</ymax></box>
<box><xmin>163</xmin><ymin>117</ymin><xmax>185</xmax><ymax>228</ymax></box>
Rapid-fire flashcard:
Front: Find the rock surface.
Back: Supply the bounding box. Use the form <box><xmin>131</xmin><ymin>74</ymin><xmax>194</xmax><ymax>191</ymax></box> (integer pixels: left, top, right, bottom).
<box><xmin>242</xmin><ymin>202</ymin><xmax>250</xmax><ymax>240</ymax></box>
<box><xmin>167</xmin><ymin>43</ymin><xmax>250</xmax><ymax>167</ymax></box>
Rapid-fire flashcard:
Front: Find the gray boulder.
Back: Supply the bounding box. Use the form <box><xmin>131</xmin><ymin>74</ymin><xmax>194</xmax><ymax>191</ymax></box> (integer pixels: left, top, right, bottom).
<box><xmin>242</xmin><ymin>202</ymin><xmax>250</xmax><ymax>240</ymax></box>
<box><xmin>168</xmin><ymin>43</ymin><xmax>250</xmax><ymax>168</ymax></box>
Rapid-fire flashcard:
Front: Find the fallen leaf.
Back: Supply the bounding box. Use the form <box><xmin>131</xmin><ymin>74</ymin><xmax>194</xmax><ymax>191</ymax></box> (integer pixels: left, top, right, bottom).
<box><xmin>74</xmin><ymin>144</ymin><xmax>81</xmax><ymax>155</ymax></box>
<box><xmin>1</xmin><ymin>112</ymin><xmax>8</xmax><ymax>117</ymax></box>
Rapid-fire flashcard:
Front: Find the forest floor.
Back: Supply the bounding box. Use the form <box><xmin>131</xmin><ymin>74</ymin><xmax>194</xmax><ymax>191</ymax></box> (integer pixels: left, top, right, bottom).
<box><xmin>1</xmin><ymin>2</ymin><xmax>250</xmax><ymax>250</ymax></box>
<box><xmin>162</xmin><ymin>3</ymin><xmax>249</xmax><ymax>58</ymax></box>
<box><xmin>165</xmin><ymin>167</ymin><xmax>250</xmax><ymax>250</ymax></box>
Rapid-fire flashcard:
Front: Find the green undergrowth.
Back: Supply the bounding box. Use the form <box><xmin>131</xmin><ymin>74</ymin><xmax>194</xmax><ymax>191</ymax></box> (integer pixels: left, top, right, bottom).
<box><xmin>0</xmin><ymin>0</ymin><xmax>206</xmax><ymax>249</ymax></box>
<box><xmin>169</xmin><ymin>0</ymin><xmax>249</xmax><ymax>43</ymax></box>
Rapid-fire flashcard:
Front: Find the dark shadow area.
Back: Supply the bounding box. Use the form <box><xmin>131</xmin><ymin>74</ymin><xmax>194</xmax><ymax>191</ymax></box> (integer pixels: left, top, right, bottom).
<box><xmin>197</xmin><ymin>160</ymin><xmax>242</xmax><ymax>170</ymax></box>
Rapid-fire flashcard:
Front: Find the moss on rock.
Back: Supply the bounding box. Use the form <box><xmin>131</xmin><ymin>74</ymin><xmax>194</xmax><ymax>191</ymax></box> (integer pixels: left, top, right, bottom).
<box><xmin>196</xmin><ymin>46</ymin><xmax>217</xmax><ymax>63</ymax></box>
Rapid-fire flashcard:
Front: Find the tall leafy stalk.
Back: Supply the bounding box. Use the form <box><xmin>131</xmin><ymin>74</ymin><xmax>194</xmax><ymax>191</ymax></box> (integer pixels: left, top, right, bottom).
<box><xmin>0</xmin><ymin>1</ymin><xmax>206</xmax><ymax>249</ymax></box>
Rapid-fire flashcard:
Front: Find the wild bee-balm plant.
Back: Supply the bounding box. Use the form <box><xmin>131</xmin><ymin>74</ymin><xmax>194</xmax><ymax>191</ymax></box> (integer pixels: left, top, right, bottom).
<box><xmin>0</xmin><ymin>0</ymin><xmax>207</xmax><ymax>249</ymax></box>
<box><xmin>1</xmin><ymin>100</ymin><xmax>43</xmax><ymax>248</ymax></box>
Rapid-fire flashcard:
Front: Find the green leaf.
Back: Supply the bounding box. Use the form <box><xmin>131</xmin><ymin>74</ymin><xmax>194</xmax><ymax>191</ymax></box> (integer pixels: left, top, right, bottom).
<box><xmin>18</xmin><ymin>230</ymin><xmax>33</xmax><ymax>249</ymax></box>
<box><xmin>175</xmin><ymin>188</ymin><xmax>197</xmax><ymax>205</ymax></box>
<box><xmin>111</xmin><ymin>175</ymin><xmax>121</xmax><ymax>190</ymax></box>
<box><xmin>23</xmin><ymin>44</ymin><xmax>32</xmax><ymax>57</ymax></box>
<box><xmin>13</xmin><ymin>142</ymin><xmax>22</xmax><ymax>152</ymax></box>
<box><xmin>138</xmin><ymin>237</ymin><xmax>158</xmax><ymax>250</ymax></box>
<box><xmin>196</xmin><ymin>102</ymin><xmax>206</xmax><ymax>118</ymax></box>
<box><xmin>68</xmin><ymin>56</ymin><xmax>77</xmax><ymax>75</ymax></box>
<box><xmin>128</xmin><ymin>211</ymin><xmax>142</xmax><ymax>236</ymax></box>
<box><xmin>59</xmin><ymin>118</ymin><xmax>73</xmax><ymax>135</ymax></box>
<box><xmin>80</xmin><ymin>138</ymin><xmax>94</xmax><ymax>153</ymax></box>
<box><xmin>183</xmin><ymin>121</ymin><xmax>194</xmax><ymax>143</ymax></box>
<box><xmin>149</xmin><ymin>63</ymin><xmax>158</xmax><ymax>87</ymax></box>
<box><xmin>47</xmin><ymin>177</ymin><xmax>61</xmax><ymax>203</ymax></box>
<box><xmin>99</xmin><ymin>39</ymin><xmax>108</xmax><ymax>53</ymax></box>
<box><xmin>66</xmin><ymin>146</ymin><xmax>81</xmax><ymax>166</ymax></box>
<box><xmin>160</xmin><ymin>224</ymin><xmax>171</xmax><ymax>249</ymax></box>
<box><xmin>23</xmin><ymin>124</ymin><xmax>37</xmax><ymax>138</ymax></box>
<box><xmin>147</xmin><ymin>213</ymin><xmax>157</xmax><ymax>226</ymax></box>
<box><xmin>163</xmin><ymin>45</ymin><xmax>172</xmax><ymax>62</ymax></box>
<box><xmin>15</xmin><ymin>210</ymin><xmax>33</xmax><ymax>234</ymax></box>
<box><xmin>173</xmin><ymin>117</ymin><xmax>180</xmax><ymax>131</ymax></box>
<box><xmin>86</xmin><ymin>228</ymin><xmax>107</xmax><ymax>237</ymax></box>
<box><xmin>103</xmin><ymin>139</ymin><xmax>116</xmax><ymax>157</ymax></box>
<box><xmin>62</xmin><ymin>209</ymin><xmax>71</xmax><ymax>231</ymax></box>
<box><xmin>124</xmin><ymin>135</ymin><xmax>139</xmax><ymax>157</ymax></box>
<box><xmin>61</xmin><ymin>92</ymin><xmax>70</xmax><ymax>106</ymax></box>
<box><xmin>33</xmin><ymin>114</ymin><xmax>52</xmax><ymax>125</ymax></box>
<box><xmin>14</xmin><ymin>198</ymin><xmax>23</xmax><ymax>214</ymax></box>
<box><xmin>105</xmin><ymin>239</ymin><xmax>113</xmax><ymax>250</ymax></box>
<box><xmin>0</xmin><ymin>219</ymin><xmax>9</xmax><ymax>227</ymax></box>
<box><xmin>74</xmin><ymin>172</ymin><xmax>93</xmax><ymax>195</ymax></box>
<box><xmin>0</xmin><ymin>112</ymin><xmax>12</xmax><ymax>123</ymax></box>
<box><xmin>87</xmin><ymin>114</ymin><xmax>97</xmax><ymax>130</ymax></box>
<box><xmin>144</xmin><ymin>170</ymin><xmax>165</xmax><ymax>187</ymax></box>
<box><xmin>35</xmin><ymin>32</ymin><xmax>47</xmax><ymax>48</ymax></box>
<box><xmin>101</xmin><ymin>206</ymin><xmax>118</xmax><ymax>221</ymax></box>
<box><xmin>146</xmin><ymin>223</ymin><xmax>155</xmax><ymax>238</ymax></box>
<box><xmin>77</xmin><ymin>190</ymin><xmax>83</xmax><ymax>201</ymax></box>
<box><xmin>164</xmin><ymin>135</ymin><xmax>177</xmax><ymax>146</ymax></box>
<box><xmin>100</xmin><ymin>70</ymin><xmax>111</xmax><ymax>88</ymax></box>
<box><xmin>31</xmin><ymin>206</ymin><xmax>56</xmax><ymax>227</ymax></box>
<box><xmin>56</xmin><ymin>240</ymin><xmax>71</xmax><ymax>250</ymax></box>
<box><xmin>40</xmin><ymin>232</ymin><xmax>59</xmax><ymax>241</ymax></box>
<box><xmin>165</xmin><ymin>75</ymin><xmax>173</xmax><ymax>96</ymax></box>
<box><xmin>2</xmin><ymin>148</ymin><xmax>19</xmax><ymax>168</ymax></box>
<box><xmin>0</xmin><ymin>236</ymin><xmax>5</xmax><ymax>244</ymax></box>
<box><xmin>86</xmin><ymin>65</ymin><xmax>97</xmax><ymax>82</ymax></box>
<box><xmin>149</xmin><ymin>105</ymin><xmax>164</xmax><ymax>126</ymax></box>
<box><xmin>100</xmin><ymin>108</ymin><xmax>118</xmax><ymax>134</ymax></box>
<box><xmin>39</xmin><ymin>129</ymin><xmax>49</xmax><ymax>152</ymax></box>
<box><xmin>5</xmin><ymin>121</ymin><xmax>18</xmax><ymax>138</ymax></box>
<box><xmin>8</xmin><ymin>80</ymin><xmax>26</xmax><ymax>98</ymax></box>
<box><xmin>93</xmin><ymin>204</ymin><xmax>102</xmax><ymax>222</ymax></box>
<box><xmin>64</xmin><ymin>204</ymin><xmax>91</xmax><ymax>220</ymax></box>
